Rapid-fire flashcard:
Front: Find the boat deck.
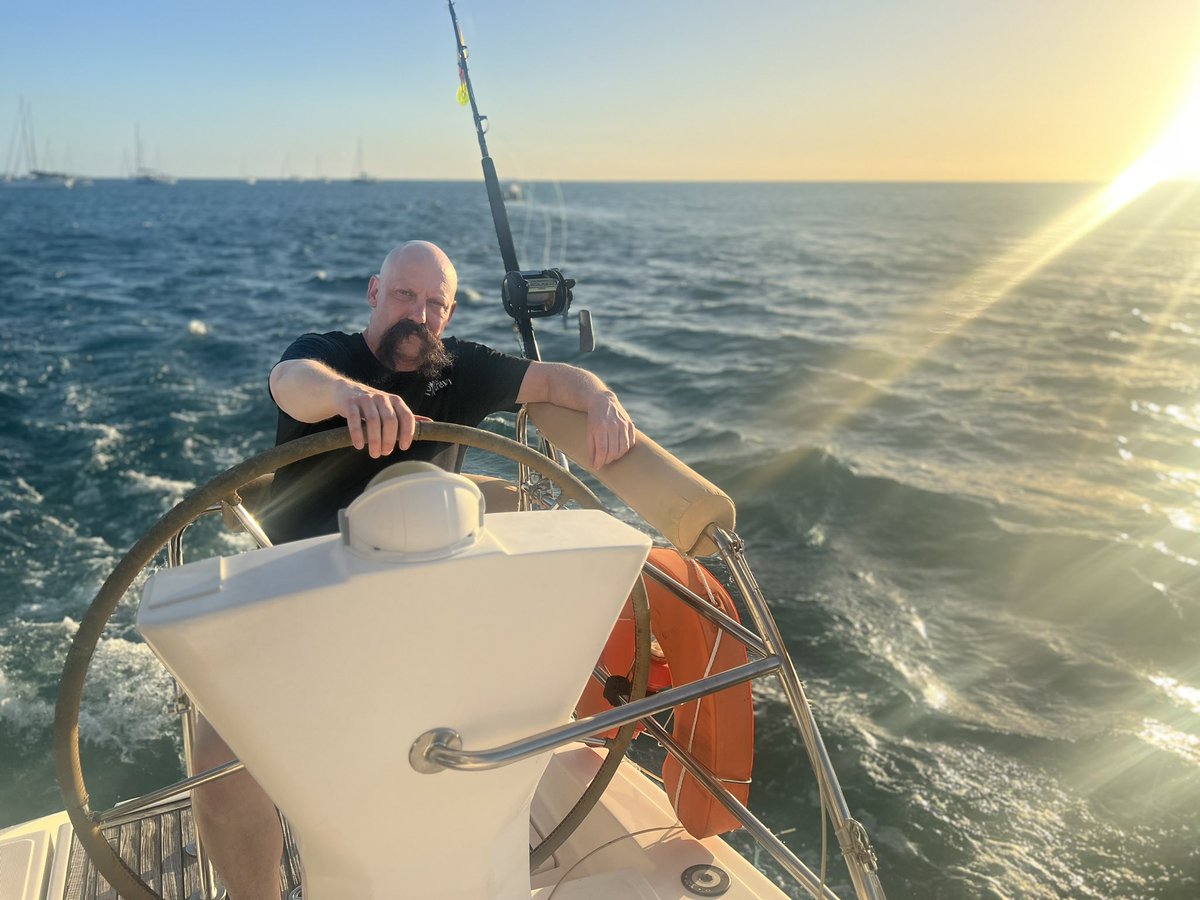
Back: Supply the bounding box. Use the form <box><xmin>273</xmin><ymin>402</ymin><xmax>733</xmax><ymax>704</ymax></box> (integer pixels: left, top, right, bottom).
<box><xmin>62</xmin><ymin>797</ymin><xmax>302</xmax><ymax>900</ymax></box>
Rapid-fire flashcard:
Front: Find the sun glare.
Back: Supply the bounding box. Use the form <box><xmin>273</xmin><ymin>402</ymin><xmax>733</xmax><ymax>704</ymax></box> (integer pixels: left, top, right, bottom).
<box><xmin>961</xmin><ymin>58</ymin><xmax>1200</xmax><ymax>318</ymax></box>
<box><xmin>1102</xmin><ymin>64</ymin><xmax>1200</xmax><ymax>214</ymax></box>
<box><xmin>783</xmin><ymin>56</ymin><xmax>1200</xmax><ymax>444</ymax></box>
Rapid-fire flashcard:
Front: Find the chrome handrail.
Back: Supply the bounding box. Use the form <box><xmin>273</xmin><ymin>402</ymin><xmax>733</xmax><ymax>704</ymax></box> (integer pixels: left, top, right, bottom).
<box><xmin>515</xmin><ymin>406</ymin><xmax>570</xmax><ymax>511</ymax></box>
<box><xmin>411</xmin><ymin>656</ymin><xmax>782</xmax><ymax>772</ymax></box>
<box><xmin>220</xmin><ymin>499</ymin><xmax>273</xmax><ymax>549</ymax></box>
<box><xmin>515</xmin><ymin>406</ymin><xmax>534</xmax><ymax>511</ymax></box>
<box><xmin>638</xmin><ymin>715</ymin><xmax>840</xmax><ymax>900</ymax></box>
<box><xmin>641</xmin><ymin>559</ymin><xmax>769</xmax><ymax>657</ymax></box>
<box><xmin>95</xmin><ymin>759</ymin><xmax>246</xmax><ymax>826</ymax></box>
<box><xmin>176</xmin><ymin>688</ymin><xmax>224</xmax><ymax>900</ymax></box>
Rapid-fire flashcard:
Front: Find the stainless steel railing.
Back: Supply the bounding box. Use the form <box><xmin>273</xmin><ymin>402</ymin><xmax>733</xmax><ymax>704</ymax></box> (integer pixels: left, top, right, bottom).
<box><xmin>410</xmin><ymin>657</ymin><xmax>783</xmax><ymax>772</ymax></box>
<box><xmin>514</xmin><ymin>407</ymin><xmax>571</xmax><ymax>511</ymax></box>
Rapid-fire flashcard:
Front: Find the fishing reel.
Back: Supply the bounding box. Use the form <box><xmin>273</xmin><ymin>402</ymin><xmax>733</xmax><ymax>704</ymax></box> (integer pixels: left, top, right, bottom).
<box><xmin>502</xmin><ymin>268</ymin><xmax>574</xmax><ymax>320</ymax></box>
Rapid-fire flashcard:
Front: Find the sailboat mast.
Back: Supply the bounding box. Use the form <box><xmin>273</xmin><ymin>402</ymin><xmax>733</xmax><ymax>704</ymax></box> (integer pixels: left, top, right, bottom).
<box><xmin>23</xmin><ymin>100</ymin><xmax>37</xmax><ymax>171</ymax></box>
<box><xmin>4</xmin><ymin>99</ymin><xmax>23</xmax><ymax>177</ymax></box>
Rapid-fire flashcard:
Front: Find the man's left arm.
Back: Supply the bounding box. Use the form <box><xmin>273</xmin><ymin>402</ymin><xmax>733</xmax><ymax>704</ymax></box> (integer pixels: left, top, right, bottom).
<box><xmin>516</xmin><ymin>362</ymin><xmax>636</xmax><ymax>469</ymax></box>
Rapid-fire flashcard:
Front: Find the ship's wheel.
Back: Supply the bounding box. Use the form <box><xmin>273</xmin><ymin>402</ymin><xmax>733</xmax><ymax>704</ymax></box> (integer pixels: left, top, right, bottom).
<box><xmin>54</xmin><ymin>422</ymin><xmax>650</xmax><ymax>899</ymax></box>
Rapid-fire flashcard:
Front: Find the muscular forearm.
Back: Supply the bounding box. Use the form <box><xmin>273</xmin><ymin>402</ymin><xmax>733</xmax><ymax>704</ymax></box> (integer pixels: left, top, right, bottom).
<box><xmin>269</xmin><ymin>359</ymin><xmax>355</xmax><ymax>423</ymax></box>
<box><xmin>530</xmin><ymin>362</ymin><xmax>617</xmax><ymax>414</ymax></box>
<box><xmin>517</xmin><ymin>361</ymin><xmax>636</xmax><ymax>468</ymax></box>
<box><xmin>270</xmin><ymin>359</ymin><xmax>424</xmax><ymax>458</ymax></box>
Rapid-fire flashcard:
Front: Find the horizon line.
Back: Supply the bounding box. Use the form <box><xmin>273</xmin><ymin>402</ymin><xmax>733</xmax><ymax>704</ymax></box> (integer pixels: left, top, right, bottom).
<box><xmin>12</xmin><ymin>176</ymin><xmax>1197</xmax><ymax>186</ymax></box>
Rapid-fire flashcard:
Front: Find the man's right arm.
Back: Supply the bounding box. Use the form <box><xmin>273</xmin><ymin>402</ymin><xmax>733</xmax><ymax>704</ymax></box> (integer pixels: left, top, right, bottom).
<box><xmin>270</xmin><ymin>359</ymin><xmax>423</xmax><ymax>458</ymax></box>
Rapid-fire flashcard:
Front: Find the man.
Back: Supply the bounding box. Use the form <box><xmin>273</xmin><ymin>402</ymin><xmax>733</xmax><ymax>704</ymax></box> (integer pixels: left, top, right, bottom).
<box><xmin>192</xmin><ymin>240</ymin><xmax>636</xmax><ymax>899</ymax></box>
<box><xmin>260</xmin><ymin>240</ymin><xmax>634</xmax><ymax>542</ymax></box>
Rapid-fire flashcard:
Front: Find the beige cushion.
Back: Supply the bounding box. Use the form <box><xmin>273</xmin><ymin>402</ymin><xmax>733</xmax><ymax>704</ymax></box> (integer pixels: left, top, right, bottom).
<box><xmin>528</xmin><ymin>404</ymin><xmax>734</xmax><ymax>557</ymax></box>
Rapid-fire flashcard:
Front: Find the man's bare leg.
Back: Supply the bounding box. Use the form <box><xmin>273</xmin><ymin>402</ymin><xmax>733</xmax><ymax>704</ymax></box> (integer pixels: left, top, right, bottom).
<box><xmin>191</xmin><ymin>715</ymin><xmax>283</xmax><ymax>900</ymax></box>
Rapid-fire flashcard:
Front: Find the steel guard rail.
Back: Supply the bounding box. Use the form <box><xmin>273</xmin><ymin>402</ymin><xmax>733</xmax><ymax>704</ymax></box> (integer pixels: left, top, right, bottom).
<box><xmin>409</xmin><ymin>656</ymin><xmax>782</xmax><ymax>772</ymax></box>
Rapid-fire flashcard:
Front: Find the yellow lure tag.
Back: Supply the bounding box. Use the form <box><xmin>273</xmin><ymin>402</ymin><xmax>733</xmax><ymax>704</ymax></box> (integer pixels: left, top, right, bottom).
<box><xmin>456</xmin><ymin>82</ymin><xmax>469</xmax><ymax>106</ymax></box>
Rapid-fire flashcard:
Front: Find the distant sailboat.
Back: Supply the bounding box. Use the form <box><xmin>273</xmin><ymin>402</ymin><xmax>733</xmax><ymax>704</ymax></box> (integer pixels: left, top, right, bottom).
<box><xmin>28</xmin><ymin>169</ymin><xmax>76</xmax><ymax>188</ymax></box>
<box><xmin>280</xmin><ymin>151</ymin><xmax>304</xmax><ymax>183</ymax></box>
<box><xmin>131</xmin><ymin>126</ymin><xmax>176</xmax><ymax>185</ymax></box>
<box><xmin>351</xmin><ymin>138</ymin><xmax>377</xmax><ymax>184</ymax></box>
<box><xmin>3</xmin><ymin>99</ymin><xmax>79</xmax><ymax>187</ymax></box>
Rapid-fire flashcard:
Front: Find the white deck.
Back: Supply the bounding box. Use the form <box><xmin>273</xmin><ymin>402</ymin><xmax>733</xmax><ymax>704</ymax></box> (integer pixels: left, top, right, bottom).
<box><xmin>1</xmin><ymin>748</ymin><xmax>791</xmax><ymax>900</ymax></box>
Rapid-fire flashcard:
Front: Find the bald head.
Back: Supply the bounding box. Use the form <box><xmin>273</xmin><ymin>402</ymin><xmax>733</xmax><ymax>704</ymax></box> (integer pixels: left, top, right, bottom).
<box><xmin>379</xmin><ymin>241</ymin><xmax>458</xmax><ymax>297</ymax></box>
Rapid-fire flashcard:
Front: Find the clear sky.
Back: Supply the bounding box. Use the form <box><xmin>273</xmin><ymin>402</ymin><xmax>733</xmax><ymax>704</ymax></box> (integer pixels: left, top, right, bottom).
<box><xmin>3</xmin><ymin>0</ymin><xmax>1199</xmax><ymax>181</ymax></box>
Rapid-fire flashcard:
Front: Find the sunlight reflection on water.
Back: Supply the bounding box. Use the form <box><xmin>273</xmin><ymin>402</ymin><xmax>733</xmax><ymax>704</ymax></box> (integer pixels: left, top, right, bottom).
<box><xmin>1138</xmin><ymin>719</ymin><xmax>1200</xmax><ymax>767</ymax></box>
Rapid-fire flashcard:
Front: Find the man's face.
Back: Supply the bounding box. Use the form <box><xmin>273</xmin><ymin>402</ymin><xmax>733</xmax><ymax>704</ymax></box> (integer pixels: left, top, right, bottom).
<box><xmin>367</xmin><ymin>257</ymin><xmax>456</xmax><ymax>373</ymax></box>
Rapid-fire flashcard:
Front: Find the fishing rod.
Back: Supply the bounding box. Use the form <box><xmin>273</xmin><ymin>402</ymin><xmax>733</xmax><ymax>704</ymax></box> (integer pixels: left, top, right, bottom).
<box><xmin>447</xmin><ymin>1</ymin><xmax>582</xmax><ymax>362</ymax></box>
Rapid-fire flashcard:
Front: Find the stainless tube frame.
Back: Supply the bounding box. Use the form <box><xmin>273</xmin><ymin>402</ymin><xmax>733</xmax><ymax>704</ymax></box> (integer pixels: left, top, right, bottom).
<box><xmin>414</xmin><ymin>656</ymin><xmax>782</xmax><ymax>772</ymax></box>
<box><xmin>515</xmin><ymin>406</ymin><xmax>534</xmax><ymax>512</ymax></box>
<box><xmin>166</xmin><ymin>501</ymin><xmax>271</xmax><ymax>568</ymax></box>
<box><xmin>712</xmin><ymin>526</ymin><xmax>885</xmax><ymax>900</ymax></box>
<box><xmin>94</xmin><ymin>796</ymin><xmax>192</xmax><ymax>831</ymax></box>
<box><xmin>584</xmin><ymin>659</ymin><xmax>837</xmax><ymax>899</ymax></box>
<box><xmin>515</xmin><ymin>406</ymin><xmax>570</xmax><ymax>511</ymax></box>
<box><xmin>642</xmin><ymin>559</ymin><xmax>769</xmax><ymax>657</ymax></box>
<box><xmin>95</xmin><ymin>758</ymin><xmax>246</xmax><ymax>826</ymax></box>
<box><xmin>219</xmin><ymin>500</ymin><xmax>273</xmax><ymax>548</ymax></box>
<box><xmin>177</xmin><ymin>692</ymin><xmax>225</xmax><ymax>899</ymax></box>
<box><xmin>638</xmin><ymin>715</ymin><xmax>840</xmax><ymax>900</ymax></box>
<box><xmin>167</xmin><ymin>525</ymin><xmax>223</xmax><ymax>898</ymax></box>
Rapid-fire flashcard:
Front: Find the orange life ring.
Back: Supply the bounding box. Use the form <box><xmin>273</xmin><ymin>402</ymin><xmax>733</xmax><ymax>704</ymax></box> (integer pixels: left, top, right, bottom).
<box><xmin>575</xmin><ymin>546</ymin><xmax>754</xmax><ymax>838</ymax></box>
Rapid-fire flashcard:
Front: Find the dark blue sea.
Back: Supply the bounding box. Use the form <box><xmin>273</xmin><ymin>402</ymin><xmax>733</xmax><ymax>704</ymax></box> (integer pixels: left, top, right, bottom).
<box><xmin>1</xmin><ymin>179</ymin><xmax>1198</xmax><ymax>898</ymax></box>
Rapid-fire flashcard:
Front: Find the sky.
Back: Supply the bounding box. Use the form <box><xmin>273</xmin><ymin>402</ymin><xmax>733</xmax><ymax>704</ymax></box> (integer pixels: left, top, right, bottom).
<box><xmin>2</xmin><ymin>0</ymin><xmax>1199</xmax><ymax>182</ymax></box>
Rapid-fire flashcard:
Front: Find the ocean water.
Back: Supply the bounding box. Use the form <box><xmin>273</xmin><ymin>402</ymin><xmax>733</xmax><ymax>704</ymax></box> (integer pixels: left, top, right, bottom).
<box><xmin>1</xmin><ymin>179</ymin><xmax>1198</xmax><ymax>898</ymax></box>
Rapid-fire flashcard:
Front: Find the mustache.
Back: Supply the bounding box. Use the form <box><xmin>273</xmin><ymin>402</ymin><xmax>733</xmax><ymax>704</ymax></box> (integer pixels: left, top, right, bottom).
<box><xmin>378</xmin><ymin>320</ymin><xmax>453</xmax><ymax>378</ymax></box>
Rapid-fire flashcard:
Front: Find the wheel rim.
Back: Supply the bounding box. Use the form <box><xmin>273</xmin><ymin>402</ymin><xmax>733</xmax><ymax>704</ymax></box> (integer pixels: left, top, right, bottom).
<box><xmin>54</xmin><ymin>422</ymin><xmax>647</xmax><ymax>898</ymax></box>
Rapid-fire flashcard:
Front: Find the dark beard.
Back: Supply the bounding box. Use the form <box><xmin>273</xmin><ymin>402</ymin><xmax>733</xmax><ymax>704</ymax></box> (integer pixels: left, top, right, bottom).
<box><xmin>377</xmin><ymin>320</ymin><xmax>453</xmax><ymax>379</ymax></box>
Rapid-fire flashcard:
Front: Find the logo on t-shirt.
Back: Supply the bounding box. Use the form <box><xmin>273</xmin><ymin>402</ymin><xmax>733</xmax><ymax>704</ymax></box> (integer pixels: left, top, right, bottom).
<box><xmin>426</xmin><ymin>377</ymin><xmax>452</xmax><ymax>396</ymax></box>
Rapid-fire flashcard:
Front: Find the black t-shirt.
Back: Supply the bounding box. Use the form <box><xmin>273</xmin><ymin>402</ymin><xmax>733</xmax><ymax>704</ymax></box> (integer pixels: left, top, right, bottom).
<box><xmin>261</xmin><ymin>331</ymin><xmax>530</xmax><ymax>543</ymax></box>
